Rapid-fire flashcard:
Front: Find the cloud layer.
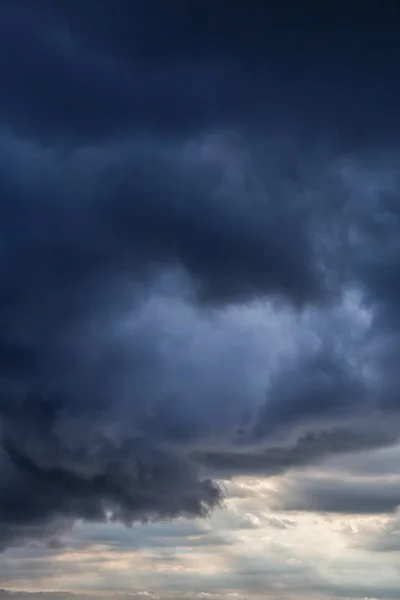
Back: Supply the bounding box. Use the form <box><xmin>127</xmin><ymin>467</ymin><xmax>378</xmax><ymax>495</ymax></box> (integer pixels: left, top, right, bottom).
<box><xmin>2</xmin><ymin>1</ymin><xmax>400</xmax><ymax>557</ymax></box>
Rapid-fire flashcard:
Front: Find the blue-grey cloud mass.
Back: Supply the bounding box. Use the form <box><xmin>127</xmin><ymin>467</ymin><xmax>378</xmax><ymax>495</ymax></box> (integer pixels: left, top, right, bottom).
<box><xmin>2</xmin><ymin>4</ymin><xmax>400</xmax><ymax>597</ymax></box>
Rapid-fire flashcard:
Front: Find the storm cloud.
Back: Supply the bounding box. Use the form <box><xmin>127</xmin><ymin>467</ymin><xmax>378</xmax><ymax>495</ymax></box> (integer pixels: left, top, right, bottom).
<box><xmin>2</xmin><ymin>0</ymin><xmax>400</xmax><ymax>550</ymax></box>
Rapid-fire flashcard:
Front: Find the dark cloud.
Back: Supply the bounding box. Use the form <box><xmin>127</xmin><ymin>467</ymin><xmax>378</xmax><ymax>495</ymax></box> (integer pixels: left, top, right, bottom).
<box><xmin>195</xmin><ymin>426</ymin><xmax>398</xmax><ymax>477</ymax></box>
<box><xmin>279</xmin><ymin>475</ymin><xmax>400</xmax><ymax>514</ymax></box>
<box><xmin>4</xmin><ymin>1</ymin><xmax>400</xmax><ymax>147</ymax></box>
<box><xmin>253</xmin><ymin>349</ymin><xmax>368</xmax><ymax>438</ymax></box>
<box><xmin>1</xmin><ymin>0</ymin><xmax>400</xmax><ymax>550</ymax></box>
<box><xmin>320</xmin><ymin>444</ymin><xmax>400</xmax><ymax>477</ymax></box>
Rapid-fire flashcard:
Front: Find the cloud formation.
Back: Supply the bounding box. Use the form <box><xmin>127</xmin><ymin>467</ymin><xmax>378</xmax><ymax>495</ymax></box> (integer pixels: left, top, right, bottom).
<box><xmin>2</xmin><ymin>0</ymin><xmax>400</xmax><ymax>552</ymax></box>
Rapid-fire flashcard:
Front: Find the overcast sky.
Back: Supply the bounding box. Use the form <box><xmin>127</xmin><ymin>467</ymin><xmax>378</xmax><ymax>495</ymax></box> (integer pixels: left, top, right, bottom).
<box><xmin>1</xmin><ymin>1</ymin><xmax>400</xmax><ymax>599</ymax></box>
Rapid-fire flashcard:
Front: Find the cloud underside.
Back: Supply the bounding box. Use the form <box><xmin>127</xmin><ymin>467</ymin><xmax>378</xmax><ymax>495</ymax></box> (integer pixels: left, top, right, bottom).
<box><xmin>1</xmin><ymin>0</ymin><xmax>400</xmax><ymax>550</ymax></box>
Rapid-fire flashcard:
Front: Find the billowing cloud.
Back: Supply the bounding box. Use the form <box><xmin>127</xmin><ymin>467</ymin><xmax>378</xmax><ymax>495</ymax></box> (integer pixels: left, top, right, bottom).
<box><xmin>1</xmin><ymin>0</ymin><xmax>400</xmax><ymax>557</ymax></box>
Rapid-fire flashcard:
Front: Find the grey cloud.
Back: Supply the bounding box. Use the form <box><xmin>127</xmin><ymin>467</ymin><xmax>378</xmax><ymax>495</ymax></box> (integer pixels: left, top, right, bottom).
<box><xmin>264</xmin><ymin>517</ymin><xmax>297</xmax><ymax>529</ymax></box>
<box><xmin>355</xmin><ymin>513</ymin><xmax>400</xmax><ymax>553</ymax></box>
<box><xmin>321</xmin><ymin>444</ymin><xmax>400</xmax><ymax>477</ymax></box>
<box><xmin>63</xmin><ymin>520</ymin><xmax>233</xmax><ymax>552</ymax></box>
<box><xmin>279</xmin><ymin>475</ymin><xmax>400</xmax><ymax>514</ymax></box>
<box><xmin>196</xmin><ymin>426</ymin><xmax>398</xmax><ymax>477</ymax></box>
<box><xmin>2</xmin><ymin>0</ymin><xmax>400</xmax><ymax>551</ymax></box>
<box><xmin>253</xmin><ymin>348</ymin><xmax>368</xmax><ymax>439</ymax></box>
<box><xmin>0</xmin><ymin>124</ymin><xmax>334</xmax><ymax>548</ymax></box>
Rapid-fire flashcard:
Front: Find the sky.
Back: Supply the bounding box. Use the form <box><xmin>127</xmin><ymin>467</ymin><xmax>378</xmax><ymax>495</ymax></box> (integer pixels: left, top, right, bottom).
<box><xmin>2</xmin><ymin>1</ymin><xmax>400</xmax><ymax>599</ymax></box>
